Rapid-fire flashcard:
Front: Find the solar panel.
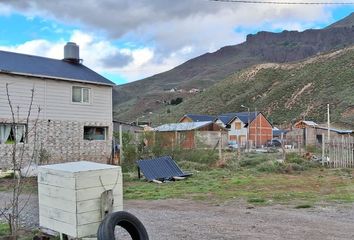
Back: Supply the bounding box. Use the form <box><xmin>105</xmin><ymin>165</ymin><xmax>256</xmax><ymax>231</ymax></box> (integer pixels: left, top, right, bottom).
<box><xmin>136</xmin><ymin>156</ymin><xmax>192</xmax><ymax>182</ymax></box>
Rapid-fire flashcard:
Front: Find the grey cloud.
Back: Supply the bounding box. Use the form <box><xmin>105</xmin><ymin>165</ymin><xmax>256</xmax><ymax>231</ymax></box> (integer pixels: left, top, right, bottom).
<box><xmin>1</xmin><ymin>1</ymin><xmax>330</xmax><ymax>69</ymax></box>
<box><xmin>101</xmin><ymin>52</ymin><xmax>133</xmax><ymax>68</ymax></box>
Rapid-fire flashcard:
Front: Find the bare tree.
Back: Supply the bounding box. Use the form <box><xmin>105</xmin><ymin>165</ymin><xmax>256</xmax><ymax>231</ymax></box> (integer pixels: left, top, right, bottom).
<box><xmin>0</xmin><ymin>83</ymin><xmax>41</xmax><ymax>238</ymax></box>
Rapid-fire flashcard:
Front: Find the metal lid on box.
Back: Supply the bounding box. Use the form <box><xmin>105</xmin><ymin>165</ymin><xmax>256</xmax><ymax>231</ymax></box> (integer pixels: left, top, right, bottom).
<box><xmin>39</xmin><ymin>161</ymin><xmax>119</xmax><ymax>173</ymax></box>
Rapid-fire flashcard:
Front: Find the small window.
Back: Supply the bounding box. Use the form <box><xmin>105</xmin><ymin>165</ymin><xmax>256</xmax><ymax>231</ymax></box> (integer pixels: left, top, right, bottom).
<box><xmin>0</xmin><ymin>124</ymin><xmax>26</xmax><ymax>144</ymax></box>
<box><xmin>72</xmin><ymin>86</ymin><xmax>91</xmax><ymax>103</ymax></box>
<box><xmin>84</xmin><ymin>126</ymin><xmax>107</xmax><ymax>140</ymax></box>
<box><xmin>235</xmin><ymin>122</ymin><xmax>242</xmax><ymax>130</ymax></box>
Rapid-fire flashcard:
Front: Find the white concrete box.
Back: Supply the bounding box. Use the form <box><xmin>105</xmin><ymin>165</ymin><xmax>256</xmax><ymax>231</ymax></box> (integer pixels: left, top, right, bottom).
<box><xmin>38</xmin><ymin>161</ymin><xmax>123</xmax><ymax>238</ymax></box>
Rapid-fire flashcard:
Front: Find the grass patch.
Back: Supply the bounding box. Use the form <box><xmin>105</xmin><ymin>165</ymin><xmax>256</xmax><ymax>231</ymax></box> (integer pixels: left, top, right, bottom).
<box><xmin>124</xmin><ymin>152</ymin><xmax>354</xmax><ymax>205</ymax></box>
<box><xmin>0</xmin><ymin>177</ymin><xmax>37</xmax><ymax>193</ymax></box>
<box><xmin>0</xmin><ymin>222</ymin><xmax>10</xmax><ymax>236</ymax></box>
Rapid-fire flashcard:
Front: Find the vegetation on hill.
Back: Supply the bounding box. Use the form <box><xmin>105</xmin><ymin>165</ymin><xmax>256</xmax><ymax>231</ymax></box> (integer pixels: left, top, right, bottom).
<box><xmin>158</xmin><ymin>46</ymin><xmax>354</xmax><ymax>126</ymax></box>
<box><xmin>113</xmin><ymin>13</ymin><xmax>354</xmax><ymax>122</ymax></box>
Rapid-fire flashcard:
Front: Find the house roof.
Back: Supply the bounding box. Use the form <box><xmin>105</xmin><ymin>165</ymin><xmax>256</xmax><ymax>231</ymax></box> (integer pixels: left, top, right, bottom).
<box><xmin>0</xmin><ymin>50</ymin><xmax>115</xmax><ymax>86</ymax></box>
<box><xmin>181</xmin><ymin>114</ymin><xmax>215</xmax><ymax>122</ymax></box>
<box><xmin>295</xmin><ymin>120</ymin><xmax>318</xmax><ymax>128</ymax></box>
<box><xmin>155</xmin><ymin>121</ymin><xmax>214</xmax><ymax>132</ymax></box>
<box><xmin>316</xmin><ymin>126</ymin><xmax>353</xmax><ymax>134</ymax></box>
<box><xmin>217</xmin><ymin>112</ymin><xmax>259</xmax><ymax>125</ymax></box>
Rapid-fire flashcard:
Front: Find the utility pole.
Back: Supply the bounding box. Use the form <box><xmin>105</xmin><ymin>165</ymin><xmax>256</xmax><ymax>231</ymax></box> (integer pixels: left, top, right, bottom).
<box><xmin>241</xmin><ymin>105</ymin><xmax>250</xmax><ymax>151</ymax></box>
<box><xmin>255</xmin><ymin>108</ymin><xmax>257</xmax><ymax>148</ymax></box>
<box><xmin>327</xmin><ymin>104</ymin><xmax>330</xmax><ymax>143</ymax></box>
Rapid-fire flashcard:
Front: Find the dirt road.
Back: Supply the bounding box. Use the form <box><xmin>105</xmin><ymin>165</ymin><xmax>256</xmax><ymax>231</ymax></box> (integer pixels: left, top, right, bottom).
<box><xmin>1</xmin><ymin>192</ymin><xmax>354</xmax><ymax>239</ymax></box>
<box><xmin>126</xmin><ymin>199</ymin><xmax>354</xmax><ymax>240</ymax></box>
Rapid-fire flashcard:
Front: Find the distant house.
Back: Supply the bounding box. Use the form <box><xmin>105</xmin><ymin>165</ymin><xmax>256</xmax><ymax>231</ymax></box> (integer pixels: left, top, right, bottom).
<box><xmin>113</xmin><ymin>121</ymin><xmax>144</xmax><ymax>134</ymax></box>
<box><xmin>215</xmin><ymin>112</ymin><xmax>273</xmax><ymax>147</ymax></box>
<box><xmin>189</xmin><ymin>88</ymin><xmax>201</xmax><ymax>93</ymax></box>
<box><xmin>154</xmin><ymin>121</ymin><xmax>227</xmax><ymax>149</ymax></box>
<box><xmin>272</xmin><ymin>127</ymin><xmax>288</xmax><ymax>139</ymax></box>
<box><xmin>179</xmin><ymin>114</ymin><xmax>216</xmax><ymax>123</ymax></box>
<box><xmin>0</xmin><ymin>42</ymin><xmax>115</xmax><ymax>168</ymax></box>
<box><xmin>291</xmin><ymin>120</ymin><xmax>353</xmax><ymax>146</ymax></box>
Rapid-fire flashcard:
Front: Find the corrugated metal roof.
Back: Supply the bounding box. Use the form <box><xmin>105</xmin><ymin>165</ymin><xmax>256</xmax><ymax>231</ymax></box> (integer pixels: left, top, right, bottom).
<box><xmin>0</xmin><ymin>50</ymin><xmax>115</xmax><ymax>86</ymax></box>
<box><xmin>155</xmin><ymin>121</ymin><xmax>213</xmax><ymax>132</ymax></box>
<box><xmin>316</xmin><ymin>126</ymin><xmax>353</xmax><ymax>134</ymax></box>
<box><xmin>136</xmin><ymin>156</ymin><xmax>191</xmax><ymax>181</ymax></box>
<box><xmin>183</xmin><ymin>114</ymin><xmax>215</xmax><ymax>122</ymax></box>
<box><xmin>302</xmin><ymin>121</ymin><xmax>318</xmax><ymax>127</ymax></box>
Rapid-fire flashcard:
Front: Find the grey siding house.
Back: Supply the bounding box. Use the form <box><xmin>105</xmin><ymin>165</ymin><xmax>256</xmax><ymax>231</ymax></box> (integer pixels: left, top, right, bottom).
<box><xmin>0</xmin><ymin>43</ymin><xmax>115</xmax><ymax>168</ymax></box>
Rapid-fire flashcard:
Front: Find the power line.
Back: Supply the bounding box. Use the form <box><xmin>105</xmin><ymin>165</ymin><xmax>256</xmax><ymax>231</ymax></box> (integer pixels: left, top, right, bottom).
<box><xmin>210</xmin><ymin>0</ymin><xmax>354</xmax><ymax>4</ymax></box>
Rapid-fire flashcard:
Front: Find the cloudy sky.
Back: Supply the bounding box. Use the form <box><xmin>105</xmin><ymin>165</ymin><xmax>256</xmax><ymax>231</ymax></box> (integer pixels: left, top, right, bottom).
<box><xmin>0</xmin><ymin>1</ymin><xmax>353</xmax><ymax>84</ymax></box>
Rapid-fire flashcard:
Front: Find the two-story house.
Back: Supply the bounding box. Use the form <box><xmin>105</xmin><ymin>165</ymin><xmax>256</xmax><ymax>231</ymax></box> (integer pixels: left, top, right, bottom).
<box><xmin>215</xmin><ymin>112</ymin><xmax>273</xmax><ymax>147</ymax></box>
<box><xmin>0</xmin><ymin>42</ymin><xmax>115</xmax><ymax>168</ymax></box>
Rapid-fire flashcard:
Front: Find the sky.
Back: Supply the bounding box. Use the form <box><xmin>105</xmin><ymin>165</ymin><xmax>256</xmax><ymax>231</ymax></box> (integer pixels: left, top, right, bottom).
<box><xmin>0</xmin><ymin>1</ymin><xmax>353</xmax><ymax>85</ymax></box>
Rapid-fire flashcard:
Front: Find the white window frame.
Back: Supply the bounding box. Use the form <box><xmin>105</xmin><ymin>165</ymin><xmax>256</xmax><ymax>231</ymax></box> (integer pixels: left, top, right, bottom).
<box><xmin>83</xmin><ymin>126</ymin><xmax>108</xmax><ymax>141</ymax></box>
<box><xmin>72</xmin><ymin>86</ymin><xmax>91</xmax><ymax>104</ymax></box>
<box><xmin>0</xmin><ymin>123</ymin><xmax>27</xmax><ymax>144</ymax></box>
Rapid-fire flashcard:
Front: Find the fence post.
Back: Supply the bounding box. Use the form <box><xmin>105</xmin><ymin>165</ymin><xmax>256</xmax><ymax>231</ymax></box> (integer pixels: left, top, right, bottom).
<box><xmin>322</xmin><ymin>133</ymin><xmax>325</xmax><ymax>166</ymax></box>
<box><xmin>119</xmin><ymin>125</ymin><xmax>123</xmax><ymax>165</ymax></box>
<box><xmin>219</xmin><ymin>130</ymin><xmax>222</xmax><ymax>161</ymax></box>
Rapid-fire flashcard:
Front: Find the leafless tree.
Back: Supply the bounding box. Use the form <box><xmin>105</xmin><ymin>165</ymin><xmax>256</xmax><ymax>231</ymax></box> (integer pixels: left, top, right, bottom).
<box><xmin>0</xmin><ymin>83</ymin><xmax>41</xmax><ymax>238</ymax></box>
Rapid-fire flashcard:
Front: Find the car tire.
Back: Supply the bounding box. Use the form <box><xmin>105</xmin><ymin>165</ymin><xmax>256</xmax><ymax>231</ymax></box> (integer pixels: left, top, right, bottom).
<box><xmin>97</xmin><ymin>211</ymin><xmax>149</xmax><ymax>240</ymax></box>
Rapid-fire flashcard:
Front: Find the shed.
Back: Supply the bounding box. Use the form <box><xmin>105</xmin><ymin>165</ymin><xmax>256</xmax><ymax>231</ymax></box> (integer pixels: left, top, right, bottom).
<box><xmin>292</xmin><ymin>120</ymin><xmax>353</xmax><ymax>146</ymax></box>
<box><xmin>154</xmin><ymin>121</ymin><xmax>227</xmax><ymax>149</ymax></box>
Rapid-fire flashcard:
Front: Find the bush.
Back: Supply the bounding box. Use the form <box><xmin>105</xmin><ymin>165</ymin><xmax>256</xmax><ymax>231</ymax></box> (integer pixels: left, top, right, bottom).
<box><xmin>286</xmin><ymin>152</ymin><xmax>306</xmax><ymax>164</ymax></box>
<box><xmin>285</xmin><ymin>153</ymin><xmax>319</xmax><ymax>171</ymax></box>
<box><xmin>239</xmin><ymin>157</ymin><xmax>267</xmax><ymax>167</ymax></box>
<box><xmin>256</xmin><ymin>160</ymin><xmax>285</xmax><ymax>173</ymax></box>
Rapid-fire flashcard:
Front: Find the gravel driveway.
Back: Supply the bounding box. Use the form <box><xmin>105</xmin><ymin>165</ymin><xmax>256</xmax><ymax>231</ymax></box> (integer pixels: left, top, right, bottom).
<box><xmin>1</xmin><ymin>192</ymin><xmax>354</xmax><ymax>239</ymax></box>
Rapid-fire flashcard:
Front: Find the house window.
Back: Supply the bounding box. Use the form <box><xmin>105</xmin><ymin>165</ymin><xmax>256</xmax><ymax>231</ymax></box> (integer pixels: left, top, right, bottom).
<box><xmin>84</xmin><ymin>126</ymin><xmax>107</xmax><ymax>140</ymax></box>
<box><xmin>235</xmin><ymin>122</ymin><xmax>242</xmax><ymax>130</ymax></box>
<box><xmin>72</xmin><ymin>86</ymin><xmax>91</xmax><ymax>103</ymax></box>
<box><xmin>0</xmin><ymin>124</ymin><xmax>26</xmax><ymax>144</ymax></box>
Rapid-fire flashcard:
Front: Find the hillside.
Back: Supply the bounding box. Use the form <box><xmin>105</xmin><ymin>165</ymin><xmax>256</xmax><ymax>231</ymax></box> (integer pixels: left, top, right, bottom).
<box><xmin>158</xmin><ymin>46</ymin><xmax>354</xmax><ymax>127</ymax></box>
<box><xmin>113</xmin><ymin>13</ymin><xmax>354</xmax><ymax>122</ymax></box>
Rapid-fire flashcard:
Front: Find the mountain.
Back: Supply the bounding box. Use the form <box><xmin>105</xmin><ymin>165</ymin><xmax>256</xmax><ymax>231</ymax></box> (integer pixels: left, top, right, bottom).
<box><xmin>113</xmin><ymin>13</ymin><xmax>354</xmax><ymax>122</ymax></box>
<box><xmin>326</xmin><ymin>12</ymin><xmax>354</xmax><ymax>29</ymax></box>
<box><xmin>159</xmin><ymin>46</ymin><xmax>354</xmax><ymax>127</ymax></box>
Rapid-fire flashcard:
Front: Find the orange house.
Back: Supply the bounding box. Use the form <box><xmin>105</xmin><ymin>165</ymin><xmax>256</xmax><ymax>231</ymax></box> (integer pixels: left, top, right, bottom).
<box><xmin>248</xmin><ymin>112</ymin><xmax>273</xmax><ymax>147</ymax></box>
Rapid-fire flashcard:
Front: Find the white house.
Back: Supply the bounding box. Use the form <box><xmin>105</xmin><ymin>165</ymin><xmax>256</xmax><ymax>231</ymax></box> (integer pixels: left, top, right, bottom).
<box><xmin>215</xmin><ymin>112</ymin><xmax>273</xmax><ymax>147</ymax></box>
<box><xmin>215</xmin><ymin>113</ymin><xmax>248</xmax><ymax>146</ymax></box>
<box><xmin>0</xmin><ymin>42</ymin><xmax>115</xmax><ymax>168</ymax></box>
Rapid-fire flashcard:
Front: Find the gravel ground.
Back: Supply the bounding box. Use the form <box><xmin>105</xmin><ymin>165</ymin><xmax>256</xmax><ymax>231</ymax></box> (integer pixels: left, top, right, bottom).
<box><xmin>1</xmin><ymin>192</ymin><xmax>354</xmax><ymax>239</ymax></box>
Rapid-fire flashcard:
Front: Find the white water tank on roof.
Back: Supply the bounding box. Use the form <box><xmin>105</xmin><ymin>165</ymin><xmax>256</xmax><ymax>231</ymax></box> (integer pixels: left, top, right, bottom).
<box><xmin>64</xmin><ymin>42</ymin><xmax>80</xmax><ymax>63</ymax></box>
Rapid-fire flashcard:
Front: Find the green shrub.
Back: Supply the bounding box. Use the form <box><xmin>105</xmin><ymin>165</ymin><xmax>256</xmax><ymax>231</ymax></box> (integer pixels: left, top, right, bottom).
<box><xmin>177</xmin><ymin>160</ymin><xmax>209</xmax><ymax>171</ymax></box>
<box><xmin>256</xmin><ymin>160</ymin><xmax>285</xmax><ymax>173</ymax></box>
<box><xmin>239</xmin><ymin>157</ymin><xmax>266</xmax><ymax>167</ymax></box>
<box><xmin>286</xmin><ymin>153</ymin><xmax>306</xmax><ymax>164</ymax></box>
